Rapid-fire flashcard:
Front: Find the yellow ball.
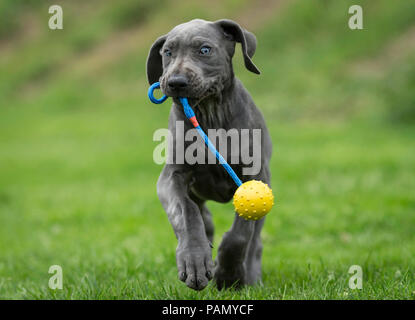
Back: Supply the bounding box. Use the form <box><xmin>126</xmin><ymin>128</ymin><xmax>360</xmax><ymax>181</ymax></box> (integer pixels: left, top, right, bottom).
<box><xmin>233</xmin><ymin>180</ymin><xmax>274</xmax><ymax>221</ymax></box>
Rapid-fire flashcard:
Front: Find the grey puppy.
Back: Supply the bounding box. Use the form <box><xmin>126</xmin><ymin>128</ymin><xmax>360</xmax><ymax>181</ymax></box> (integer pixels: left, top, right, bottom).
<box><xmin>146</xmin><ymin>19</ymin><xmax>272</xmax><ymax>290</ymax></box>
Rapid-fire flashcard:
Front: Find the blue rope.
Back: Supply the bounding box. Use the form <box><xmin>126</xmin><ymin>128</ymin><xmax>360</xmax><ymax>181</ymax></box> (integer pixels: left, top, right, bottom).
<box><xmin>148</xmin><ymin>82</ymin><xmax>242</xmax><ymax>187</ymax></box>
<box><xmin>179</xmin><ymin>97</ymin><xmax>242</xmax><ymax>187</ymax></box>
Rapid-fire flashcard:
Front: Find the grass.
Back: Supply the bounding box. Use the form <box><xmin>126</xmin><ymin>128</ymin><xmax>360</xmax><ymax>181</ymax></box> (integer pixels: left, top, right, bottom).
<box><xmin>0</xmin><ymin>0</ymin><xmax>415</xmax><ymax>299</ymax></box>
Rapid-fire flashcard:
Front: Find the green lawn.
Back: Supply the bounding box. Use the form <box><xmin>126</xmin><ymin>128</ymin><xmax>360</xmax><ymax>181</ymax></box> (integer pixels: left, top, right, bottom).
<box><xmin>0</xmin><ymin>0</ymin><xmax>414</xmax><ymax>299</ymax></box>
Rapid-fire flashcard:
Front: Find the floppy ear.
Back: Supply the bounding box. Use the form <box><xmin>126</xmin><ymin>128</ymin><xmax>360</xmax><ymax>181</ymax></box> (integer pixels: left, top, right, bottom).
<box><xmin>146</xmin><ymin>35</ymin><xmax>167</xmax><ymax>85</ymax></box>
<box><xmin>214</xmin><ymin>19</ymin><xmax>260</xmax><ymax>74</ymax></box>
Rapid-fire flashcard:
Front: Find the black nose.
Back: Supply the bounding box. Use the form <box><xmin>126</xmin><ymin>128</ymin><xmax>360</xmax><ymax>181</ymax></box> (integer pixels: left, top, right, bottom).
<box><xmin>168</xmin><ymin>75</ymin><xmax>188</xmax><ymax>90</ymax></box>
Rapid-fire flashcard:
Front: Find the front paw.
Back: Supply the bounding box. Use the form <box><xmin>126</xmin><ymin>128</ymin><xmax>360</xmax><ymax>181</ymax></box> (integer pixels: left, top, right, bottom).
<box><xmin>176</xmin><ymin>243</ymin><xmax>214</xmax><ymax>291</ymax></box>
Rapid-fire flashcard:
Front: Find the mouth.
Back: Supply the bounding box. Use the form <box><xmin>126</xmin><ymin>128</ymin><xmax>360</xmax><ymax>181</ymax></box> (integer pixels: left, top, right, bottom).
<box><xmin>170</xmin><ymin>90</ymin><xmax>215</xmax><ymax>109</ymax></box>
<box><xmin>160</xmin><ymin>82</ymin><xmax>190</xmax><ymax>98</ymax></box>
<box><xmin>163</xmin><ymin>85</ymin><xmax>204</xmax><ymax>100</ymax></box>
<box><xmin>161</xmin><ymin>79</ymin><xmax>215</xmax><ymax>106</ymax></box>
<box><xmin>166</xmin><ymin>89</ymin><xmax>190</xmax><ymax>98</ymax></box>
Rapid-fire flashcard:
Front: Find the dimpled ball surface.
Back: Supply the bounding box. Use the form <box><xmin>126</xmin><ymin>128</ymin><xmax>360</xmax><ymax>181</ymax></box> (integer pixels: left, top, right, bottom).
<box><xmin>233</xmin><ymin>180</ymin><xmax>274</xmax><ymax>220</ymax></box>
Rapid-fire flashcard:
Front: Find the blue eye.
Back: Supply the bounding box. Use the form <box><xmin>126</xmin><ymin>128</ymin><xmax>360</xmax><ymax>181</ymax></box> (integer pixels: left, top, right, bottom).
<box><xmin>200</xmin><ymin>46</ymin><xmax>211</xmax><ymax>55</ymax></box>
<box><xmin>164</xmin><ymin>49</ymin><xmax>172</xmax><ymax>57</ymax></box>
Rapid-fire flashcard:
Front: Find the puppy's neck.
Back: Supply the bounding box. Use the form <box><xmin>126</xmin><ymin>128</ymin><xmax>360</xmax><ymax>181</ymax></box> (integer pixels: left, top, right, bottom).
<box><xmin>189</xmin><ymin>79</ymin><xmax>235</xmax><ymax>130</ymax></box>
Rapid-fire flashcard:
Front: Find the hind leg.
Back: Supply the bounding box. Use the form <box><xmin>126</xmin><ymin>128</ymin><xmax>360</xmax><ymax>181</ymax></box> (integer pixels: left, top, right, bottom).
<box><xmin>214</xmin><ymin>214</ymin><xmax>255</xmax><ymax>289</ymax></box>
<box><xmin>245</xmin><ymin>171</ymin><xmax>270</xmax><ymax>285</ymax></box>
<box><xmin>214</xmin><ymin>171</ymin><xmax>270</xmax><ymax>289</ymax></box>
<box><xmin>244</xmin><ymin>217</ymin><xmax>265</xmax><ymax>285</ymax></box>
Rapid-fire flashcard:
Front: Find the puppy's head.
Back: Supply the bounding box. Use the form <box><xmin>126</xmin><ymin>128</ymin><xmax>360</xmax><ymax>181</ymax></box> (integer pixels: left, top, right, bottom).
<box><xmin>146</xmin><ymin>19</ymin><xmax>260</xmax><ymax>100</ymax></box>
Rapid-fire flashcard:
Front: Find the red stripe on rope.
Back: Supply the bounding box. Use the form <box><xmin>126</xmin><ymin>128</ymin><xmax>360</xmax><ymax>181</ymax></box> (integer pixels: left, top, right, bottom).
<box><xmin>189</xmin><ymin>116</ymin><xmax>199</xmax><ymax>127</ymax></box>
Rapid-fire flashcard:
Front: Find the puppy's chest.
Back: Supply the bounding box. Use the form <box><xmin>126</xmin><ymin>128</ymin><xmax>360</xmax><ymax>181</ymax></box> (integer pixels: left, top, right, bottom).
<box><xmin>189</xmin><ymin>164</ymin><xmax>237</xmax><ymax>203</ymax></box>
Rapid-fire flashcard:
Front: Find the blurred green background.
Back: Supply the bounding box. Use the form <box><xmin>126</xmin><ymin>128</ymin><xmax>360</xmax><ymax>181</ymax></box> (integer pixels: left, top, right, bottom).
<box><xmin>0</xmin><ymin>0</ymin><xmax>414</xmax><ymax>299</ymax></box>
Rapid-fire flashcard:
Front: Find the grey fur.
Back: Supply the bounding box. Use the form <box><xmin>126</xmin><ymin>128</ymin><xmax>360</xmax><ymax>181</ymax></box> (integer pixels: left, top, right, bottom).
<box><xmin>146</xmin><ymin>19</ymin><xmax>272</xmax><ymax>290</ymax></box>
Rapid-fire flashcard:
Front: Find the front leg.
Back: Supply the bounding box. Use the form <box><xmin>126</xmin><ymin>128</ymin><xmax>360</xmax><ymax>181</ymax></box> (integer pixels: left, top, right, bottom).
<box><xmin>157</xmin><ymin>166</ymin><xmax>214</xmax><ymax>290</ymax></box>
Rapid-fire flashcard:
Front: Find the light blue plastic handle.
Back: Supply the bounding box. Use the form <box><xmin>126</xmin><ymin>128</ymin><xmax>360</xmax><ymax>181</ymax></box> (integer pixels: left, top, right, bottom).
<box><xmin>148</xmin><ymin>82</ymin><xmax>168</xmax><ymax>104</ymax></box>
